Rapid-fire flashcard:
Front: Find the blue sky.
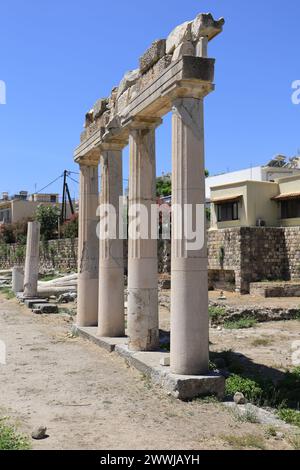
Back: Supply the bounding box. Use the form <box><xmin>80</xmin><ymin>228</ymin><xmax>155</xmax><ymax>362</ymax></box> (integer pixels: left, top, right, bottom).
<box><xmin>0</xmin><ymin>0</ymin><xmax>299</xmax><ymax>199</ymax></box>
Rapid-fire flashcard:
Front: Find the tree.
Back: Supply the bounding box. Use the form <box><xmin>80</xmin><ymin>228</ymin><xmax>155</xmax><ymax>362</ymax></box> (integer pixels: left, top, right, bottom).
<box><xmin>35</xmin><ymin>205</ymin><xmax>60</xmax><ymax>241</ymax></box>
<box><xmin>156</xmin><ymin>169</ymin><xmax>209</xmax><ymax>197</ymax></box>
<box><xmin>156</xmin><ymin>177</ymin><xmax>172</xmax><ymax>197</ymax></box>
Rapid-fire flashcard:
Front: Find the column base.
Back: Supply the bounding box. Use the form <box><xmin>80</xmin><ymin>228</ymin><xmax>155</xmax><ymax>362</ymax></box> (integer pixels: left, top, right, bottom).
<box><xmin>72</xmin><ymin>325</ymin><xmax>225</xmax><ymax>401</ymax></box>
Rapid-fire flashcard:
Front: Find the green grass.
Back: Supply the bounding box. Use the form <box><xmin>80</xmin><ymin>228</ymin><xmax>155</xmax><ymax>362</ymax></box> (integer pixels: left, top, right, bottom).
<box><xmin>231</xmin><ymin>406</ymin><xmax>260</xmax><ymax>424</ymax></box>
<box><xmin>0</xmin><ymin>287</ymin><xmax>15</xmax><ymax>300</ymax></box>
<box><xmin>208</xmin><ymin>306</ymin><xmax>227</xmax><ymax>322</ymax></box>
<box><xmin>278</xmin><ymin>409</ymin><xmax>300</xmax><ymax>428</ymax></box>
<box><xmin>251</xmin><ymin>337</ymin><xmax>273</xmax><ymax>347</ymax></box>
<box><xmin>224</xmin><ymin>316</ymin><xmax>257</xmax><ymax>330</ymax></box>
<box><xmin>265</xmin><ymin>426</ymin><xmax>277</xmax><ymax>438</ymax></box>
<box><xmin>222</xmin><ymin>434</ymin><xmax>266</xmax><ymax>450</ymax></box>
<box><xmin>288</xmin><ymin>434</ymin><xmax>300</xmax><ymax>450</ymax></box>
<box><xmin>0</xmin><ymin>418</ymin><xmax>30</xmax><ymax>450</ymax></box>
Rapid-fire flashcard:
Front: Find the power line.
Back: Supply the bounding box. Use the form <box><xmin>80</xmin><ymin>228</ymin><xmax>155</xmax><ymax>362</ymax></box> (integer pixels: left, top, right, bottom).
<box><xmin>35</xmin><ymin>173</ymin><xmax>64</xmax><ymax>194</ymax></box>
<box><xmin>67</xmin><ymin>175</ymin><xmax>79</xmax><ymax>185</ymax></box>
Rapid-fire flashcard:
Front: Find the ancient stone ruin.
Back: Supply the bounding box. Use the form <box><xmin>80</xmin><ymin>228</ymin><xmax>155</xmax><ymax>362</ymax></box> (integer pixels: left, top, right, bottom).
<box><xmin>74</xmin><ymin>13</ymin><xmax>225</xmax><ymax>388</ymax></box>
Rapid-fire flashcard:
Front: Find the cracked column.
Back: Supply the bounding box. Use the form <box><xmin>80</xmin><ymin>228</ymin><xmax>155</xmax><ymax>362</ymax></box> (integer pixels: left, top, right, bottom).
<box><xmin>98</xmin><ymin>142</ymin><xmax>125</xmax><ymax>337</ymax></box>
<box><xmin>170</xmin><ymin>96</ymin><xmax>209</xmax><ymax>375</ymax></box>
<box><xmin>127</xmin><ymin>119</ymin><xmax>161</xmax><ymax>351</ymax></box>
<box><xmin>77</xmin><ymin>162</ymin><xmax>99</xmax><ymax>327</ymax></box>
<box><xmin>23</xmin><ymin>221</ymin><xmax>40</xmax><ymax>298</ymax></box>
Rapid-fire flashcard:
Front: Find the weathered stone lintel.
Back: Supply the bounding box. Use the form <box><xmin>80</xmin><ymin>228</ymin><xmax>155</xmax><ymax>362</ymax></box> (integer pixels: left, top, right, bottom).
<box><xmin>74</xmin><ymin>56</ymin><xmax>214</xmax><ymax>162</ymax></box>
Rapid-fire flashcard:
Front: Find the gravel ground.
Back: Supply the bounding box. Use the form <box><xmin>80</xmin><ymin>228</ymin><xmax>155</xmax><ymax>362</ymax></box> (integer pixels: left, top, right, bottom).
<box><xmin>0</xmin><ymin>294</ymin><xmax>297</xmax><ymax>450</ymax></box>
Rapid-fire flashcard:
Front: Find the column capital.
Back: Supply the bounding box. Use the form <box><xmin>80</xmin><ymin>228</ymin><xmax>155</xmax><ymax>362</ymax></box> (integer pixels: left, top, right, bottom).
<box><xmin>77</xmin><ymin>151</ymin><xmax>100</xmax><ymax>167</ymax></box>
<box><xmin>169</xmin><ymin>82</ymin><xmax>214</xmax><ymax>103</ymax></box>
<box><xmin>127</xmin><ymin>116</ymin><xmax>162</xmax><ymax>131</ymax></box>
<box><xmin>99</xmin><ymin>139</ymin><xmax>128</xmax><ymax>152</ymax></box>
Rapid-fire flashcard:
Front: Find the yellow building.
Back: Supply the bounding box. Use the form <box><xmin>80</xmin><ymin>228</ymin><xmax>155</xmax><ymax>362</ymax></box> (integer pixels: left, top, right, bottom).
<box><xmin>210</xmin><ymin>175</ymin><xmax>300</xmax><ymax>230</ymax></box>
<box><xmin>0</xmin><ymin>192</ymin><xmax>62</xmax><ymax>225</ymax></box>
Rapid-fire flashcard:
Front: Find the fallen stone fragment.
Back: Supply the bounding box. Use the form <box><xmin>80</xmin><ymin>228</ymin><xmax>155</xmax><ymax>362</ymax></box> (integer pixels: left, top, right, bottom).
<box><xmin>32</xmin><ymin>304</ymin><xmax>59</xmax><ymax>314</ymax></box>
<box><xmin>31</xmin><ymin>426</ymin><xmax>47</xmax><ymax>440</ymax></box>
<box><xmin>25</xmin><ymin>298</ymin><xmax>48</xmax><ymax>309</ymax></box>
<box><xmin>160</xmin><ymin>356</ymin><xmax>170</xmax><ymax>367</ymax></box>
<box><xmin>234</xmin><ymin>392</ymin><xmax>247</xmax><ymax>405</ymax></box>
<box><xmin>58</xmin><ymin>292</ymin><xmax>77</xmax><ymax>304</ymax></box>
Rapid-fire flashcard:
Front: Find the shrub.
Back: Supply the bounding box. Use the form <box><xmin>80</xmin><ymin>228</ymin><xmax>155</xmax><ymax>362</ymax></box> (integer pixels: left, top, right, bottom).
<box><xmin>225</xmin><ymin>375</ymin><xmax>263</xmax><ymax>401</ymax></box>
<box><xmin>0</xmin><ymin>418</ymin><xmax>30</xmax><ymax>450</ymax></box>
<box><xmin>208</xmin><ymin>306</ymin><xmax>226</xmax><ymax>322</ymax></box>
<box><xmin>0</xmin><ymin>220</ymin><xmax>29</xmax><ymax>245</ymax></box>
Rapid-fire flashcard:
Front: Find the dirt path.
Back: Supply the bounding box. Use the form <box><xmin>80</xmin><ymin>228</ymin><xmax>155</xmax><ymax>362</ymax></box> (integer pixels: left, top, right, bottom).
<box><xmin>0</xmin><ymin>294</ymin><xmax>295</xmax><ymax>450</ymax></box>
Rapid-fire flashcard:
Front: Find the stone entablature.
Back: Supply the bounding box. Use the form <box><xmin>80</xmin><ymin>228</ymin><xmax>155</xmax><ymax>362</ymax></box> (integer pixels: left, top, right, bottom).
<box><xmin>74</xmin><ymin>13</ymin><xmax>224</xmax><ymax>165</ymax></box>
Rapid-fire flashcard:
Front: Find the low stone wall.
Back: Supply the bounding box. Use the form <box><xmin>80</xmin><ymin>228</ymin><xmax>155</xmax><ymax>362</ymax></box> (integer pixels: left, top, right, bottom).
<box><xmin>209</xmin><ymin>300</ymin><xmax>300</xmax><ymax>324</ymax></box>
<box><xmin>0</xmin><ymin>238</ymin><xmax>78</xmax><ymax>272</ymax></box>
<box><xmin>250</xmin><ymin>281</ymin><xmax>300</xmax><ymax>298</ymax></box>
<box><xmin>208</xmin><ymin>226</ymin><xmax>300</xmax><ymax>294</ymax></box>
<box><xmin>0</xmin><ymin>238</ymin><xmax>171</xmax><ymax>274</ymax></box>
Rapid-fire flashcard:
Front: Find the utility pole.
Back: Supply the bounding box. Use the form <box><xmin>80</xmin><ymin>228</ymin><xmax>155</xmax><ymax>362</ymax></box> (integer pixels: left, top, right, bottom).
<box><xmin>60</xmin><ymin>170</ymin><xmax>75</xmax><ymax>224</ymax></box>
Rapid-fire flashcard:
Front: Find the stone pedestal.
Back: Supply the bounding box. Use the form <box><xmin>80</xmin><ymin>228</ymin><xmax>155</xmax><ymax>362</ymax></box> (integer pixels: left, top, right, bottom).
<box><xmin>12</xmin><ymin>266</ymin><xmax>24</xmax><ymax>294</ymax></box>
<box><xmin>127</xmin><ymin>121</ymin><xmax>160</xmax><ymax>351</ymax></box>
<box><xmin>24</xmin><ymin>221</ymin><xmax>40</xmax><ymax>298</ymax></box>
<box><xmin>170</xmin><ymin>97</ymin><xmax>209</xmax><ymax>375</ymax></box>
<box><xmin>77</xmin><ymin>163</ymin><xmax>99</xmax><ymax>327</ymax></box>
<box><xmin>98</xmin><ymin>144</ymin><xmax>125</xmax><ymax>337</ymax></box>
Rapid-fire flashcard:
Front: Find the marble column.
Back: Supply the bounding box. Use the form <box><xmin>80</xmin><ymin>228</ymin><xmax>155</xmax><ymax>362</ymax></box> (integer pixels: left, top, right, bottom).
<box><xmin>127</xmin><ymin>120</ymin><xmax>160</xmax><ymax>351</ymax></box>
<box><xmin>170</xmin><ymin>97</ymin><xmax>209</xmax><ymax>375</ymax></box>
<box><xmin>12</xmin><ymin>266</ymin><xmax>24</xmax><ymax>294</ymax></box>
<box><xmin>77</xmin><ymin>162</ymin><xmax>99</xmax><ymax>327</ymax></box>
<box><xmin>24</xmin><ymin>221</ymin><xmax>40</xmax><ymax>298</ymax></box>
<box><xmin>98</xmin><ymin>143</ymin><xmax>125</xmax><ymax>337</ymax></box>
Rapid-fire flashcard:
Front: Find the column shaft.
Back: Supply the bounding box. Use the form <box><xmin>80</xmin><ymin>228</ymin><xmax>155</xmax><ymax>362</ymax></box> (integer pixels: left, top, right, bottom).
<box><xmin>77</xmin><ymin>163</ymin><xmax>99</xmax><ymax>327</ymax></box>
<box><xmin>98</xmin><ymin>147</ymin><xmax>125</xmax><ymax>337</ymax></box>
<box><xmin>127</xmin><ymin>126</ymin><xmax>159</xmax><ymax>351</ymax></box>
<box><xmin>170</xmin><ymin>97</ymin><xmax>209</xmax><ymax>375</ymax></box>
<box><xmin>24</xmin><ymin>221</ymin><xmax>40</xmax><ymax>298</ymax></box>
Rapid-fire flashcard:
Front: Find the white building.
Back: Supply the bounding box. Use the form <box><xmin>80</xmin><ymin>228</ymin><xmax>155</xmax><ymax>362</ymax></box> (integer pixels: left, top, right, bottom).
<box><xmin>205</xmin><ymin>155</ymin><xmax>300</xmax><ymax>200</ymax></box>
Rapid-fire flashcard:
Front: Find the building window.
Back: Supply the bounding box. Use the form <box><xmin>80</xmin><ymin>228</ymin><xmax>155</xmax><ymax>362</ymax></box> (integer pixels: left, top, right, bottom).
<box><xmin>217</xmin><ymin>201</ymin><xmax>239</xmax><ymax>222</ymax></box>
<box><xmin>281</xmin><ymin>199</ymin><xmax>300</xmax><ymax>219</ymax></box>
<box><xmin>50</xmin><ymin>195</ymin><xmax>57</xmax><ymax>203</ymax></box>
